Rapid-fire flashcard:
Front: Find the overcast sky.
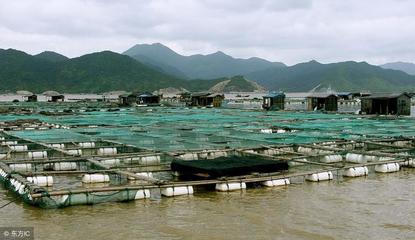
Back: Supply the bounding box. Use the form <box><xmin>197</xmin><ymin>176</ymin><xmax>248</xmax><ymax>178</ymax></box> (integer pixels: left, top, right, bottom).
<box><xmin>1</xmin><ymin>0</ymin><xmax>414</xmax><ymax>65</ymax></box>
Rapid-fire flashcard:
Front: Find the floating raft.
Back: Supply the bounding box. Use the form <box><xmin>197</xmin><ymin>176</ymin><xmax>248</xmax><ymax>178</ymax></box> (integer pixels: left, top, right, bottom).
<box><xmin>171</xmin><ymin>156</ymin><xmax>288</xmax><ymax>178</ymax></box>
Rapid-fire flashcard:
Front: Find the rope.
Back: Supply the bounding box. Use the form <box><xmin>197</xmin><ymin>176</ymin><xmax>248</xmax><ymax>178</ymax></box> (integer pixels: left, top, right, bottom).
<box><xmin>0</xmin><ymin>198</ymin><xmax>17</xmax><ymax>209</ymax></box>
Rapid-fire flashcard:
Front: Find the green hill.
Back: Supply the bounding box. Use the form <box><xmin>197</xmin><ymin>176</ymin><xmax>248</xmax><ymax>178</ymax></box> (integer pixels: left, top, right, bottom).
<box><xmin>123</xmin><ymin>43</ymin><xmax>286</xmax><ymax>79</ymax></box>
<box><xmin>380</xmin><ymin>62</ymin><xmax>415</xmax><ymax>75</ymax></box>
<box><xmin>0</xmin><ymin>49</ymin><xmax>191</xmax><ymax>93</ymax></box>
<box><xmin>246</xmin><ymin>60</ymin><xmax>415</xmax><ymax>92</ymax></box>
<box><xmin>34</xmin><ymin>51</ymin><xmax>69</xmax><ymax>62</ymax></box>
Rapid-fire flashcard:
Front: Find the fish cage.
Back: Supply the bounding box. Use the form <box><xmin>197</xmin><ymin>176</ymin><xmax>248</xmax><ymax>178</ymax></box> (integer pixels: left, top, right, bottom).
<box><xmin>0</xmin><ymin>105</ymin><xmax>415</xmax><ymax>208</ymax></box>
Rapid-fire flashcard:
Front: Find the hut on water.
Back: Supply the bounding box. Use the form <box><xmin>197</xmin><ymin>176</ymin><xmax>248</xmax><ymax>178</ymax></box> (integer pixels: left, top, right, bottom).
<box><xmin>262</xmin><ymin>92</ymin><xmax>285</xmax><ymax>110</ymax></box>
<box><xmin>17</xmin><ymin>91</ymin><xmax>38</xmax><ymax>102</ymax></box>
<box><xmin>118</xmin><ymin>92</ymin><xmax>160</xmax><ymax>106</ymax></box>
<box><xmin>137</xmin><ymin>92</ymin><xmax>160</xmax><ymax>105</ymax></box>
<box><xmin>190</xmin><ymin>93</ymin><xmax>224</xmax><ymax>107</ymax></box>
<box><xmin>307</xmin><ymin>93</ymin><xmax>338</xmax><ymax>111</ymax></box>
<box><xmin>360</xmin><ymin>93</ymin><xmax>411</xmax><ymax>115</ymax></box>
<box><xmin>118</xmin><ymin>93</ymin><xmax>136</xmax><ymax>106</ymax></box>
<box><xmin>43</xmin><ymin>91</ymin><xmax>64</xmax><ymax>102</ymax></box>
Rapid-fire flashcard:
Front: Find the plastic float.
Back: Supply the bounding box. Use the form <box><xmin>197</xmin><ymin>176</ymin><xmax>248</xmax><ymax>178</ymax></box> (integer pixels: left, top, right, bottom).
<box><xmin>82</xmin><ymin>174</ymin><xmax>110</xmax><ymax>183</ymax></box>
<box><xmin>215</xmin><ymin>182</ymin><xmax>246</xmax><ymax>191</ymax></box>
<box><xmin>343</xmin><ymin>167</ymin><xmax>369</xmax><ymax>177</ymax></box>
<box><xmin>375</xmin><ymin>163</ymin><xmax>400</xmax><ymax>173</ymax></box>
<box><xmin>97</xmin><ymin>147</ymin><xmax>117</xmax><ymax>155</ymax></box>
<box><xmin>78</xmin><ymin>142</ymin><xmax>95</xmax><ymax>148</ymax></box>
<box><xmin>66</xmin><ymin>149</ymin><xmax>82</xmax><ymax>155</ymax></box>
<box><xmin>9</xmin><ymin>145</ymin><xmax>28</xmax><ymax>152</ymax></box>
<box><xmin>306</xmin><ymin>171</ymin><xmax>333</xmax><ymax>182</ymax></box>
<box><xmin>27</xmin><ymin>176</ymin><xmax>53</xmax><ymax>187</ymax></box>
<box><xmin>261</xmin><ymin>178</ymin><xmax>290</xmax><ymax>187</ymax></box>
<box><xmin>321</xmin><ymin>155</ymin><xmax>342</xmax><ymax>163</ymax></box>
<box><xmin>9</xmin><ymin>163</ymin><xmax>32</xmax><ymax>172</ymax></box>
<box><xmin>28</xmin><ymin>151</ymin><xmax>47</xmax><ymax>159</ymax></box>
<box><xmin>161</xmin><ymin>186</ymin><xmax>194</xmax><ymax>196</ymax></box>
<box><xmin>53</xmin><ymin>162</ymin><xmax>77</xmax><ymax>171</ymax></box>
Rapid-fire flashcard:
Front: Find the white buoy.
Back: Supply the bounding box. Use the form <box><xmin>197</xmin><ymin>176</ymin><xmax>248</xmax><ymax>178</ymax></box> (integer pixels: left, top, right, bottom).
<box><xmin>9</xmin><ymin>163</ymin><xmax>32</xmax><ymax>172</ymax></box>
<box><xmin>306</xmin><ymin>171</ymin><xmax>333</xmax><ymax>182</ymax></box>
<box><xmin>82</xmin><ymin>174</ymin><xmax>110</xmax><ymax>183</ymax></box>
<box><xmin>297</xmin><ymin>147</ymin><xmax>313</xmax><ymax>154</ymax></box>
<box><xmin>49</xmin><ymin>143</ymin><xmax>65</xmax><ymax>149</ymax></box>
<box><xmin>178</xmin><ymin>153</ymin><xmax>196</xmax><ymax>160</ymax></box>
<box><xmin>161</xmin><ymin>186</ymin><xmax>194</xmax><ymax>197</ymax></box>
<box><xmin>53</xmin><ymin>162</ymin><xmax>77</xmax><ymax>171</ymax></box>
<box><xmin>198</xmin><ymin>152</ymin><xmax>208</xmax><ymax>159</ymax></box>
<box><xmin>139</xmin><ymin>155</ymin><xmax>161</xmax><ymax>165</ymax></box>
<box><xmin>401</xmin><ymin>159</ymin><xmax>415</xmax><ymax>167</ymax></box>
<box><xmin>1</xmin><ymin>140</ymin><xmax>18</xmax><ymax>146</ymax></box>
<box><xmin>343</xmin><ymin>167</ymin><xmax>369</xmax><ymax>177</ymax></box>
<box><xmin>9</xmin><ymin>145</ymin><xmax>28</xmax><ymax>152</ymax></box>
<box><xmin>97</xmin><ymin>147</ymin><xmax>117</xmax><ymax>155</ymax></box>
<box><xmin>66</xmin><ymin>149</ymin><xmax>82</xmax><ymax>155</ymax></box>
<box><xmin>78</xmin><ymin>142</ymin><xmax>95</xmax><ymax>148</ymax></box>
<box><xmin>215</xmin><ymin>182</ymin><xmax>246</xmax><ymax>191</ymax></box>
<box><xmin>134</xmin><ymin>189</ymin><xmax>151</xmax><ymax>199</ymax></box>
<box><xmin>100</xmin><ymin>158</ymin><xmax>121</xmax><ymax>166</ymax></box>
<box><xmin>345</xmin><ymin>153</ymin><xmax>365</xmax><ymax>163</ymax></box>
<box><xmin>265</xmin><ymin>149</ymin><xmax>278</xmax><ymax>155</ymax></box>
<box><xmin>18</xmin><ymin>184</ymin><xmax>26</xmax><ymax>194</ymax></box>
<box><xmin>261</xmin><ymin>178</ymin><xmax>290</xmax><ymax>187</ymax></box>
<box><xmin>379</xmin><ymin>157</ymin><xmax>395</xmax><ymax>161</ymax></box>
<box><xmin>375</xmin><ymin>163</ymin><xmax>400</xmax><ymax>173</ymax></box>
<box><xmin>26</xmin><ymin>176</ymin><xmax>53</xmax><ymax>187</ymax></box>
<box><xmin>363</xmin><ymin>155</ymin><xmax>378</xmax><ymax>162</ymax></box>
<box><xmin>261</xmin><ymin>129</ymin><xmax>273</xmax><ymax>134</ymax></box>
<box><xmin>212</xmin><ymin>151</ymin><xmax>227</xmax><ymax>158</ymax></box>
<box><xmin>321</xmin><ymin>155</ymin><xmax>343</xmax><ymax>163</ymax></box>
<box><xmin>28</xmin><ymin>151</ymin><xmax>47</xmax><ymax>159</ymax></box>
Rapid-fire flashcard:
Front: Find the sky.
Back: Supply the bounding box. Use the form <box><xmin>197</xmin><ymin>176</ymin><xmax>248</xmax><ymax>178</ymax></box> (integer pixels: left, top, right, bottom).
<box><xmin>1</xmin><ymin>0</ymin><xmax>415</xmax><ymax>65</ymax></box>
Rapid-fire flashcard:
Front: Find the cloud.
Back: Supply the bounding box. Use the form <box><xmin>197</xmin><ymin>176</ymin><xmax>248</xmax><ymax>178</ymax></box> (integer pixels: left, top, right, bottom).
<box><xmin>0</xmin><ymin>0</ymin><xmax>414</xmax><ymax>65</ymax></box>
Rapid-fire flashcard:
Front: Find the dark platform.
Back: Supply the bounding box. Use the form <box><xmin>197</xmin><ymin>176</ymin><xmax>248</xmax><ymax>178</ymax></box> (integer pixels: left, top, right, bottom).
<box><xmin>171</xmin><ymin>156</ymin><xmax>289</xmax><ymax>178</ymax></box>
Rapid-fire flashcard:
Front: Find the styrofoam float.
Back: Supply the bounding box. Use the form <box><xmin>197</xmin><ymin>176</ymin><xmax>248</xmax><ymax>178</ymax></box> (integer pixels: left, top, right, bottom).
<box><xmin>375</xmin><ymin>163</ymin><xmax>400</xmax><ymax>173</ymax></box>
<box><xmin>53</xmin><ymin>162</ymin><xmax>77</xmax><ymax>171</ymax></box>
<box><xmin>215</xmin><ymin>182</ymin><xmax>246</xmax><ymax>191</ymax></box>
<box><xmin>97</xmin><ymin>147</ymin><xmax>117</xmax><ymax>155</ymax></box>
<box><xmin>27</xmin><ymin>176</ymin><xmax>54</xmax><ymax>186</ymax></box>
<box><xmin>82</xmin><ymin>174</ymin><xmax>110</xmax><ymax>183</ymax></box>
<box><xmin>261</xmin><ymin>178</ymin><xmax>290</xmax><ymax>187</ymax></box>
<box><xmin>161</xmin><ymin>186</ymin><xmax>193</xmax><ymax>196</ymax></box>
<box><xmin>343</xmin><ymin>167</ymin><xmax>369</xmax><ymax>177</ymax></box>
<box><xmin>306</xmin><ymin>171</ymin><xmax>333</xmax><ymax>182</ymax></box>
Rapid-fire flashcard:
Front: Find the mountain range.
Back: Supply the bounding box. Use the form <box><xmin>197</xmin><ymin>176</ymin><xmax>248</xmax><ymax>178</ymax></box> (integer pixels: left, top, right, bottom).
<box><xmin>380</xmin><ymin>62</ymin><xmax>415</xmax><ymax>75</ymax></box>
<box><xmin>246</xmin><ymin>60</ymin><xmax>415</xmax><ymax>92</ymax></box>
<box><xmin>1</xmin><ymin>44</ymin><xmax>415</xmax><ymax>93</ymax></box>
<box><xmin>123</xmin><ymin>43</ymin><xmax>285</xmax><ymax>79</ymax></box>
<box><xmin>0</xmin><ymin>49</ymin><xmax>188</xmax><ymax>93</ymax></box>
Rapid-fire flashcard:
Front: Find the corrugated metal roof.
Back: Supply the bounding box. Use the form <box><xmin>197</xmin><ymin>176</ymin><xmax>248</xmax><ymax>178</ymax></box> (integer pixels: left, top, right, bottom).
<box><xmin>191</xmin><ymin>92</ymin><xmax>211</xmax><ymax>97</ymax></box>
<box><xmin>207</xmin><ymin>93</ymin><xmax>224</xmax><ymax>98</ymax></box>
<box><xmin>361</xmin><ymin>93</ymin><xmax>411</xmax><ymax>99</ymax></box>
<box><xmin>307</xmin><ymin>93</ymin><xmax>338</xmax><ymax>98</ymax></box>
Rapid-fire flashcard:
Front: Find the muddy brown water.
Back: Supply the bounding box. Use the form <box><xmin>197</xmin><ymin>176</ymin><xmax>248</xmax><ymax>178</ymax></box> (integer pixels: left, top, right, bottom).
<box><xmin>1</xmin><ymin>169</ymin><xmax>414</xmax><ymax>240</ymax></box>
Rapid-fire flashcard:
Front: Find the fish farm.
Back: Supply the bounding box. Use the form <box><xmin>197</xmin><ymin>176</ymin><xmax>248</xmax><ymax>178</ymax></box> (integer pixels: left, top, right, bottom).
<box><xmin>1</xmin><ymin>102</ymin><xmax>415</xmax><ymax>208</ymax></box>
